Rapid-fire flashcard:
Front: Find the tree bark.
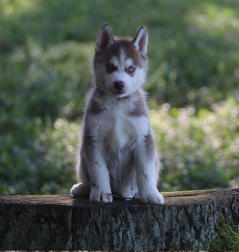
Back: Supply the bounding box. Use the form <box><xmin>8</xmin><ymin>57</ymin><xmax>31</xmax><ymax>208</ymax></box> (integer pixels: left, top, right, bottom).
<box><xmin>0</xmin><ymin>188</ymin><xmax>238</xmax><ymax>250</ymax></box>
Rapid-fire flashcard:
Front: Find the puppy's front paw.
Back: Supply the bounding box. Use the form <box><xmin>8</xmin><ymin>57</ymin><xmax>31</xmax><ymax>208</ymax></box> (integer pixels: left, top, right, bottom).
<box><xmin>90</xmin><ymin>186</ymin><xmax>113</xmax><ymax>203</ymax></box>
<box><xmin>139</xmin><ymin>187</ymin><xmax>165</xmax><ymax>204</ymax></box>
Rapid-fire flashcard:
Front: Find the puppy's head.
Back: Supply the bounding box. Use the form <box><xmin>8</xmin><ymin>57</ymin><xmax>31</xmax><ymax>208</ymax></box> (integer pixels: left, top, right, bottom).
<box><xmin>93</xmin><ymin>24</ymin><xmax>148</xmax><ymax>97</ymax></box>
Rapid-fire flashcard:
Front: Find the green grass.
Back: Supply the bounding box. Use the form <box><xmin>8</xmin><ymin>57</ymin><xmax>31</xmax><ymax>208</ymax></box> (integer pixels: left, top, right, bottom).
<box><xmin>0</xmin><ymin>0</ymin><xmax>239</xmax><ymax>194</ymax></box>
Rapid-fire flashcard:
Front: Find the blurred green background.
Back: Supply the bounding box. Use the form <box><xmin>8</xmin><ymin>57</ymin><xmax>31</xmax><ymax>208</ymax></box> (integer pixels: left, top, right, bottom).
<box><xmin>0</xmin><ymin>0</ymin><xmax>239</xmax><ymax>195</ymax></box>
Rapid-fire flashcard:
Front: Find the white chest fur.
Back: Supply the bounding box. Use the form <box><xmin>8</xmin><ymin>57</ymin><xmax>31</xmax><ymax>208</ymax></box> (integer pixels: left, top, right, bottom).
<box><xmin>101</xmin><ymin>111</ymin><xmax>136</xmax><ymax>149</ymax></box>
<box><xmin>87</xmin><ymin>94</ymin><xmax>150</xmax><ymax>150</ymax></box>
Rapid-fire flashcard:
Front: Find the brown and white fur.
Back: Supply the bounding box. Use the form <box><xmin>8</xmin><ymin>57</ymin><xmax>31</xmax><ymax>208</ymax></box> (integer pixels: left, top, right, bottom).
<box><xmin>70</xmin><ymin>24</ymin><xmax>164</xmax><ymax>204</ymax></box>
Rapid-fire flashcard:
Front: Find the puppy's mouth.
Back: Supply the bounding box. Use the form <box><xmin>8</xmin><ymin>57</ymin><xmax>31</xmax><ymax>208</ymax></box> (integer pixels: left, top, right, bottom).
<box><xmin>115</xmin><ymin>89</ymin><xmax>125</xmax><ymax>94</ymax></box>
<box><xmin>111</xmin><ymin>89</ymin><xmax>127</xmax><ymax>97</ymax></box>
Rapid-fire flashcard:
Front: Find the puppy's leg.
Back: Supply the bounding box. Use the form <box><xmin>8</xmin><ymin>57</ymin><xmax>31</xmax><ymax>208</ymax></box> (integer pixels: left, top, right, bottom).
<box><xmin>86</xmin><ymin>141</ymin><xmax>112</xmax><ymax>203</ymax></box>
<box><xmin>136</xmin><ymin>133</ymin><xmax>164</xmax><ymax>204</ymax></box>
<box><xmin>71</xmin><ymin>135</ymin><xmax>112</xmax><ymax>202</ymax></box>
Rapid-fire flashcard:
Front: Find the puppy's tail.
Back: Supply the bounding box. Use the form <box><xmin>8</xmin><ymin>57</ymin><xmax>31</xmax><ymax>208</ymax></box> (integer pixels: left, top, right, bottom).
<box><xmin>70</xmin><ymin>183</ymin><xmax>90</xmax><ymax>198</ymax></box>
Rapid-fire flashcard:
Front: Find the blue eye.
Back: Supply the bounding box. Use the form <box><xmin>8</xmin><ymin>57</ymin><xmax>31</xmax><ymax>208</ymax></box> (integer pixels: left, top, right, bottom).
<box><xmin>127</xmin><ymin>66</ymin><xmax>136</xmax><ymax>73</ymax></box>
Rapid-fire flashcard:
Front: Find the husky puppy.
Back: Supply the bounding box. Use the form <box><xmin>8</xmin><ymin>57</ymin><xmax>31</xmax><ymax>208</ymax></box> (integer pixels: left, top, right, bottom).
<box><xmin>70</xmin><ymin>24</ymin><xmax>164</xmax><ymax>204</ymax></box>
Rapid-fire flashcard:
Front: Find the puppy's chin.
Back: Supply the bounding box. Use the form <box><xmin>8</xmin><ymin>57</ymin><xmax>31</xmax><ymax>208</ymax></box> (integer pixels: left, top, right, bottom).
<box><xmin>110</xmin><ymin>88</ymin><xmax>127</xmax><ymax>98</ymax></box>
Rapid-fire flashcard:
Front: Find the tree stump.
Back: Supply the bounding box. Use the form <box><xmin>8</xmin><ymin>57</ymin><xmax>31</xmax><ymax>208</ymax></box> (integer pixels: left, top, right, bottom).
<box><xmin>0</xmin><ymin>188</ymin><xmax>238</xmax><ymax>250</ymax></box>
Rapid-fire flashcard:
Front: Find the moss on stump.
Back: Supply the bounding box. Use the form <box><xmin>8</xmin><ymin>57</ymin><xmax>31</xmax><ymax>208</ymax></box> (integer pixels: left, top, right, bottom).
<box><xmin>209</xmin><ymin>218</ymin><xmax>239</xmax><ymax>250</ymax></box>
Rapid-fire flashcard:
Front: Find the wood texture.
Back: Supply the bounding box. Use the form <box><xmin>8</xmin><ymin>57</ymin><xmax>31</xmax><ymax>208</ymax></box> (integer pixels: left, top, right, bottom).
<box><xmin>0</xmin><ymin>188</ymin><xmax>238</xmax><ymax>250</ymax></box>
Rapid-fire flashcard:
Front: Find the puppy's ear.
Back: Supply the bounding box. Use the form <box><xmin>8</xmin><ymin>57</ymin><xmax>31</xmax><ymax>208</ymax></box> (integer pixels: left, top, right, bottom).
<box><xmin>96</xmin><ymin>24</ymin><xmax>114</xmax><ymax>53</ymax></box>
<box><xmin>132</xmin><ymin>26</ymin><xmax>148</xmax><ymax>56</ymax></box>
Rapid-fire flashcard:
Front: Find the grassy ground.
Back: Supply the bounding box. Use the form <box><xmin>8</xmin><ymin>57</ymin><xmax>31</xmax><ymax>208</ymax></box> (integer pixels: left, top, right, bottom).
<box><xmin>0</xmin><ymin>0</ymin><xmax>239</xmax><ymax>194</ymax></box>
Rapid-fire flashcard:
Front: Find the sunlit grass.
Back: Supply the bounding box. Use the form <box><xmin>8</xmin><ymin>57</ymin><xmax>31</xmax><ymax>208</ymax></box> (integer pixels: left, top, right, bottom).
<box><xmin>1</xmin><ymin>0</ymin><xmax>36</xmax><ymax>16</ymax></box>
<box><xmin>150</xmin><ymin>98</ymin><xmax>239</xmax><ymax>190</ymax></box>
<box><xmin>188</xmin><ymin>2</ymin><xmax>239</xmax><ymax>33</ymax></box>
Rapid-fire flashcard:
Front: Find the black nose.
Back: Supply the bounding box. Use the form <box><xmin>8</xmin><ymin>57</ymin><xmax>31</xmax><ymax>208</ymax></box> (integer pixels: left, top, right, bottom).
<box><xmin>114</xmin><ymin>81</ymin><xmax>125</xmax><ymax>91</ymax></box>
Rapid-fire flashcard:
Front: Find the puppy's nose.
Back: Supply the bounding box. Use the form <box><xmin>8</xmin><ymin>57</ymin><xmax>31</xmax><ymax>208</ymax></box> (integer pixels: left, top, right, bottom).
<box><xmin>114</xmin><ymin>81</ymin><xmax>125</xmax><ymax>91</ymax></box>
